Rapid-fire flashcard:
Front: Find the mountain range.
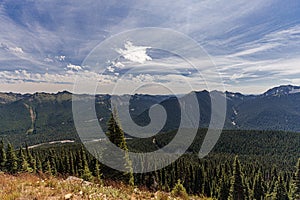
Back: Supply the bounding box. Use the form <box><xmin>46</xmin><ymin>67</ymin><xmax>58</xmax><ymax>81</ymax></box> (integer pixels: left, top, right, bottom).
<box><xmin>1</xmin><ymin>85</ymin><xmax>300</xmax><ymax>147</ymax></box>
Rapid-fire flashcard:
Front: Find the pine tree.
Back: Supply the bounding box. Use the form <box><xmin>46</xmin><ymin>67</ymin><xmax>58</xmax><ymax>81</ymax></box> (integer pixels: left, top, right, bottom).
<box><xmin>269</xmin><ymin>165</ymin><xmax>278</xmax><ymax>194</ymax></box>
<box><xmin>91</xmin><ymin>158</ymin><xmax>102</xmax><ymax>183</ymax></box>
<box><xmin>243</xmin><ymin>179</ymin><xmax>250</xmax><ymax>200</ymax></box>
<box><xmin>228</xmin><ymin>156</ymin><xmax>245</xmax><ymax>200</ymax></box>
<box><xmin>203</xmin><ymin>178</ymin><xmax>211</xmax><ymax>197</ymax></box>
<box><xmin>291</xmin><ymin>158</ymin><xmax>300</xmax><ymax>200</ymax></box>
<box><xmin>5</xmin><ymin>143</ymin><xmax>18</xmax><ymax>173</ymax></box>
<box><xmin>25</xmin><ymin>144</ymin><xmax>36</xmax><ymax>172</ymax></box>
<box><xmin>195</xmin><ymin>165</ymin><xmax>204</xmax><ymax>194</ymax></box>
<box><xmin>253</xmin><ymin>171</ymin><xmax>265</xmax><ymax>200</ymax></box>
<box><xmin>44</xmin><ymin>159</ymin><xmax>52</xmax><ymax>175</ymax></box>
<box><xmin>272</xmin><ymin>175</ymin><xmax>289</xmax><ymax>200</ymax></box>
<box><xmin>76</xmin><ymin>150</ymin><xmax>83</xmax><ymax>176</ymax></box>
<box><xmin>49</xmin><ymin>155</ymin><xmax>57</xmax><ymax>175</ymax></box>
<box><xmin>64</xmin><ymin>154</ymin><xmax>70</xmax><ymax>175</ymax></box>
<box><xmin>106</xmin><ymin>111</ymin><xmax>128</xmax><ymax>150</ymax></box>
<box><xmin>219</xmin><ymin>177</ymin><xmax>230</xmax><ymax>200</ymax></box>
<box><xmin>80</xmin><ymin>147</ymin><xmax>93</xmax><ymax>181</ymax></box>
<box><xmin>36</xmin><ymin>157</ymin><xmax>42</xmax><ymax>172</ymax></box>
<box><xmin>0</xmin><ymin>139</ymin><xmax>6</xmax><ymax>171</ymax></box>
<box><xmin>18</xmin><ymin>147</ymin><xmax>31</xmax><ymax>172</ymax></box>
<box><xmin>104</xmin><ymin>110</ymin><xmax>134</xmax><ymax>186</ymax></box>
<box><xmin>69</xmin><ymin>151</ymin><xmax>75</xmax><ymax>175</ymax></box>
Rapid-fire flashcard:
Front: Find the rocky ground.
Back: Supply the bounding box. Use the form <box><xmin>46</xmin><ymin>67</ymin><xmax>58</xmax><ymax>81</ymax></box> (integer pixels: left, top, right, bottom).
<box><xmin>0</xmin><ymin>172</ymin><xmax>210</xmax><ymax>200</ymax></box>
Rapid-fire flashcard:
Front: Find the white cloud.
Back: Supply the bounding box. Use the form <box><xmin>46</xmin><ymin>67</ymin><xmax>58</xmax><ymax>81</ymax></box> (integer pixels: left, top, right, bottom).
<box><xmin>107</xmin><ymin>66</ymin><xmax>115</xmax><ymax>72</ymax></box>
<box><xmin>0</xmin><ymin>69</ymin><xmax>117</xmax><ymax>86</ymax></box>
<box><xmin>105</xmin><ymin>61</ymin><xmax>125</xmax><ymax>73</ymax></box>
<box><xmin>113</xmin><ymin>61</ymin><xmax>125</xmax><ymax>68</ymax></box>
<box><xmin>133</xmin><ymin>74</ymin><xmax>156</xmax><ymax>82</ymax></box>
<box><xmin>116</xmin><ymin>41</ymin><xmax>152</xmax><ymax>64</ymax></box>
<box><xmin>0</xmin><ymin>43</ymin><xmax>9</xmax><ymax>51</ymax></box>
<box><xmin>9</xmin><ymin>46</ymin><xmax>24</xmax><ymax>54</ymax></box>
<box><xmin>44</xmin><ymin>57</ymin><xmax>54</xmax><ymax>62</ymax></box>
<box><xmin>67</xmin><ymin>63</ymin><xmax>82</xmax><ymax>71</ymax></box>
<box><xmin>56</xmin><ymin>55</ymin><xmax>66</xmax><ymax>61</ymax></box>
<box><xmin>0</xmin><ymin>43</ymin><xmax>24</xmax><ymax>54</ymax></box>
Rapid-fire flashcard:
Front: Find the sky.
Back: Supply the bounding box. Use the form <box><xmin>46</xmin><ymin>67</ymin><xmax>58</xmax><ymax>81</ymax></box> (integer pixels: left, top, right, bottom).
<box><xmin>0</xmin><ymin>0</ymin><xmax>300</xmax><ymax>94</ymax></box>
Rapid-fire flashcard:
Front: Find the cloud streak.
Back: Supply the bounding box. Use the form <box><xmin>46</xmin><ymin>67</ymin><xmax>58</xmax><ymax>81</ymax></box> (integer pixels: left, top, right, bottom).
<box><xmin>0</xmin><ymin>0</ymin><xmax>300</xmax><ymax>94</ymax></box>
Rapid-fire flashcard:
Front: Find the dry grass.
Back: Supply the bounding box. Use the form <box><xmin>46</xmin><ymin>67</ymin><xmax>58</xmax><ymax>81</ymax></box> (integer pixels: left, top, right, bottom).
<box><xmin>0</xmin><ymin>172</ymin><xmax>211</xmax><ymax>200</ymax></box>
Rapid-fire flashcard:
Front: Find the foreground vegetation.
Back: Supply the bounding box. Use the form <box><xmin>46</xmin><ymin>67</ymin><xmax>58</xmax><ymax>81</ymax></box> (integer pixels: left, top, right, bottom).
<box><xmin>0</xmin><ymin>172</ymin><xmax>211</xmax><ymax>200</ymax></box>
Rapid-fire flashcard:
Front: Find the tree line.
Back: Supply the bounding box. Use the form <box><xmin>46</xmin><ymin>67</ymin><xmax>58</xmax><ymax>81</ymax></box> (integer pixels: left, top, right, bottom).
<box><xmin>0</xmin><ymin>113</ymin><xmax>300</xmax><ymax>199</ymax></box>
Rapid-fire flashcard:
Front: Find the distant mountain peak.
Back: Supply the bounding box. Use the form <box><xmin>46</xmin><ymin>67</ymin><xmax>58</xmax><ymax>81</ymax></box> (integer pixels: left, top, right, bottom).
<box><xmin>56</xmin><ymin>90</ymin><xmax>72</xmax><ymax>95</ymax></box>
<box><xmin>263</xmin><ymin>85</ymin><xmax>300</xmax><ymax>96</ymax></box>
<box><xmin>225</xmin><ymin>91</ymin><xmax>244</xmax><ymax>97</ymax></box>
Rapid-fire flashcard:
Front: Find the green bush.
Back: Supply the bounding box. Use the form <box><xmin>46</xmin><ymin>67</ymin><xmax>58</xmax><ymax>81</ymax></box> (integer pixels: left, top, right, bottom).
<box><xmin>171</xmin><ymin>179</ymin><xmax>189</xmax><ymax>200</ymax></box>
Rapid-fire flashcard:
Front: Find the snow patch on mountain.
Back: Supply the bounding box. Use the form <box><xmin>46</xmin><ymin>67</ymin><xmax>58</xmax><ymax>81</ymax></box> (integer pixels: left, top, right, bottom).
<box><xmin>263</xmin><ymin>85</ymin><xmax>300</xmax><ymax>96</ymax></box>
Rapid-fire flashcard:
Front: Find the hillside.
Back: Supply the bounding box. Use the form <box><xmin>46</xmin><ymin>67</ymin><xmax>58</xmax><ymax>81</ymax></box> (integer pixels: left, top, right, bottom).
<box><xmin>0</xmin><ymin>173</ymin><xmax>209</xmax><ymax>200</ymax></box>
<box><xmin>1</xmin><ymin>85</ymin><xmax>300</xmax><ymax>147</ymax></box>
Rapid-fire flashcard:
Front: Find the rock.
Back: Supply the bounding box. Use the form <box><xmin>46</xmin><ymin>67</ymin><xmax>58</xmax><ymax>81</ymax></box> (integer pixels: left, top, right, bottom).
<box><xmin>64</xmin><ymin>193</ymin><xmax>73</xmax><ymax>199</ymax></box>
<box><xmin>66</xmin><ymin>176</ymin><xmax>93</xmax><ymax>186</ymax></box>
<box><xmin>133</xmin><ymin>188</ymin><xmax>140</xmax><ymax>194</ymax></box>
<box><xmin>82</xmin><ymin>180</ymin><xmax>93</xmax><ymax>186</ymax></box>
<box><xmin>66</xmin><ymin>176</ymin><xmax>83</xmax><ymax>183</ymax></box>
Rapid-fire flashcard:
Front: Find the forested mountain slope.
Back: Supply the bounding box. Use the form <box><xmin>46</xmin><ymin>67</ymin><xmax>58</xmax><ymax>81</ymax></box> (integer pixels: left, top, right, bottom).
<box><xmin>1</xmin><ymin>85</ymin><xmax>300</xmax><ymax>147</ymax></box>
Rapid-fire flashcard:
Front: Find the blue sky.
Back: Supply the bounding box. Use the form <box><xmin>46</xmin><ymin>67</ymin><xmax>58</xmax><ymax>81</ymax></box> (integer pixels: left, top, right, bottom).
<box><xmin>0</xmin><ymin>0</ymin><xmax>300</xmax><ymax>94</ymax></box>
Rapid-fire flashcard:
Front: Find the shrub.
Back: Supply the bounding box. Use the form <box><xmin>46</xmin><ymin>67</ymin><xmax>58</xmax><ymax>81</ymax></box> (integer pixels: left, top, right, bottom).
<box><xmin>171</xmin><ymin>179</ymin><xmax>189</xmax><ymax>200</ymax></box>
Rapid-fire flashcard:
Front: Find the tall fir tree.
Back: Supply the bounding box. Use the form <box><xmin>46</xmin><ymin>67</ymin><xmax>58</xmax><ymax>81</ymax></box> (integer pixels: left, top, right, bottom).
<box><xmin>69</xmin><ymin>151</ymin><xmax>75</xmax><ymax>175</ymax></box>
<box><xmin>5</xmin><ymin>143</ymin><xmax>18</xmax><ymax>173</ymax></box>
<box><xmin>104</xmin><ymin>110</ymin><xmax>134</xmax><ymax>186</ymax></box>
<box><xmin>65</xmin><ymin>152</ymin><xmax>71</xmax><ymax>175</ymax></box>
<box><xmin>253</xmin><ymin>171</ymin><xmax>265</xmax><ymax>200</ymax></box>
<box><xmin>91</xmin><ymin>158</ymin><xmax>102</xmax><ymax>183</ymax></box>
<box><xmin>243</xmin><ymin>179</ymin><xmax>250</xmax><ymax>200</ymax></box>
<box><xmin>0</xmin><ymin>139</ymin><xmax>6</xmax><ymax>171</ymax></box>
<box><xmin>269</xmin><ymin>165</ymin><xmax>278</xmax><ymax>194</ymax></box>
<box><xmin>50</xmin><ymin>156</ymin><xmax>57</xmax><ymax>175</ymax></box>
<box><xmin>44</xmin><ymin>159</ymin><xmax>52</xmax><ymax>175</ymax></box>
<box><xmin>219</xmin><ymin>177</ymin><xmax>230</xmax><ymax>200</ymax></box>
<box><xmin>272</xmin><ymin>174</ymin><xmax>289</xmax><ymax>200</ymax></box>
<box><xmin>17</xmin><ymin>147</ymin><xmax>31</xmax><ymax>172</ymax></box>
<box><xmin>36</xmin><ymin>156</ymin><xmax>42</xmax><ymax>172</ymax></box>
<box><xmin>228</xmin><ymin>156</ymin><xmax>246</xmax><ymax>200</ymax></box>
<box><xmin>203</xmin><ymin>178</ymin><xmax>211</xmax><ymax>197</ymax></box>
<box><xmin>291</xmin><ymin>158</ymin><xmax>300</xmax><ymax>200</ymax></box>
<box><xmin>80</xmin><ymin>146</ymin><xmax>93</xmax><ymax>181</ymax></box>
<box><xmin>25</xmin><ymin>144</ymin><xmax>36</xmax><ymax>172</ymax></box>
